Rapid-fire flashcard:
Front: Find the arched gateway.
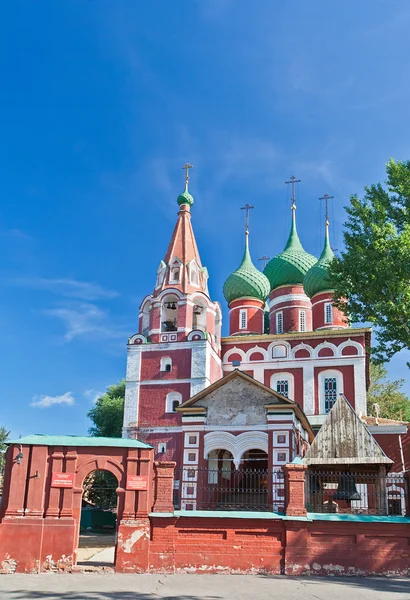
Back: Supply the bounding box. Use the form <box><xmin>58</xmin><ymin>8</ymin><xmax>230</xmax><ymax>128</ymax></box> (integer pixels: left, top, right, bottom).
<box><xmin>0</xmin><ymin>435</ymin><xmax>153</xmax><ymax>573</ymax></box>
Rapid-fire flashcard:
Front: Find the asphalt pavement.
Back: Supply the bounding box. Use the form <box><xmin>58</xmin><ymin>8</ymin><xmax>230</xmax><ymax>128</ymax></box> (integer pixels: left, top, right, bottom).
<box><xmin>0</xmin><ymin>573</ymin><xmax>409</xmax><ymax>600</ymax></box>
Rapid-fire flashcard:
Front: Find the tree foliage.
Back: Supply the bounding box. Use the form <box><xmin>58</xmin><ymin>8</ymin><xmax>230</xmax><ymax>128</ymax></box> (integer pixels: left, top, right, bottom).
<box><xmin>87</xmin><ymin>381</ymin><xmax>125</xmax><ymax>438</ymax></box>
<box><xmin>367</xmin><ymin>362</ymin><xmax>410</xmax><ymax>422</ymax></box>
<box><xmin>0</xmin><ymin>426</ymin><xmax>10</xmax><ymax>472</ymax></box>
<box><xmin>83</xmin><ymin>470</ymin><xmax>118</xmax><ymax>509</ymax></box>
<box><xmin>328</xmin><ymin>159</ymin><xmax>410</xmax><ymax>363</ymax></box>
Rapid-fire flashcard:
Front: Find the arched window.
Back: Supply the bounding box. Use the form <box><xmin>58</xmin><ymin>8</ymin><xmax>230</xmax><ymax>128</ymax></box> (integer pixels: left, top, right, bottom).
<box><xmin>270</xmin><ymin>372</ymin><xmax>295</xmax><ymax>400</ymax></box>
<box><xmin>161</xmin><ymin>294</ymin><xmax>179</xmax><ymax>332</ymax></box>
<box><xmin>276</xmin><ymin>311</ymin><xmax>283</xmax><ymax>334</ymax></box>
<box><xmin>166</xmin><ymin>391</ymin><xmax>182</xmax><ymax>413</ymax></box>
<box><xmin>160</xmin><ymin>357</ymin><xmax>172</xmax><ymax>372</ymax></box>
<box><xmin>318</xmin><ymin>370</ymin><xmax>344</xmax><ymax>414</ymax></box>
<box><xmin>192</xmin><ymin>299</ymin><xmax>207</xmax><ymax>332</ymax></box>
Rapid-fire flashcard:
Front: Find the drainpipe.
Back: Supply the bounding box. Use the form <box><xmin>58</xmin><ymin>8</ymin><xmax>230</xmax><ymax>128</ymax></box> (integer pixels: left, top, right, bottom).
<box><xmin>398</xmin><ymin>435</ymin><xmax>406</xmax><ymax>473</ymax></box>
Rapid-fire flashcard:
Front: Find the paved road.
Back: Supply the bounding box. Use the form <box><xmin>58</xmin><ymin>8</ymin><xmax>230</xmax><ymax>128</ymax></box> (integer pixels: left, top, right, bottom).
<box><xmin>0</xmin><ymin>574</ymin><xmax>409</xmax><ymax>600</ymax></box>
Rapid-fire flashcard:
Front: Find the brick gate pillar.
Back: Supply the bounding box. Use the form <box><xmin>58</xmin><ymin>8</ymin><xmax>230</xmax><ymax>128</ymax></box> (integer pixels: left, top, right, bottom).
<box><xmin>283</xmin><ymin>462</ymin><xmax>307</xmax><ymax>517</ymax></box>
<box><xmin>152</xmin><ymin>461</ymin><xmax>176</xmax><ymax>513</ymax></box>
<box><xmin>116</xmin><ymin>447</ymin><xmax>155</xmax><ymax>573</ymax></box>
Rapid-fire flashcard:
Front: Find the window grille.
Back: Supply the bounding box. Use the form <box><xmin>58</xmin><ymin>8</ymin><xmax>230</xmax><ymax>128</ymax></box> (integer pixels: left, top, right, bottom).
<box><xmin>276</xmin><ymin>380</ymin><xmax>289</xmax><ymax>397</ymax></box>
<box><xmin>324</xmin><ymin>377</ymin><xmax>337</xmax><ymax>413</ymax></box>
<box><xmin>240</xmin><ymin>309</ymin><xmax>247</xmax><ymax>329</ymax></box>
<box><xmin>276</xmin><ymin>311</ymin><xmax>283</xmax><ymax>334</ymax></box>
<box><xmin>325</xmin><ymin>302</ymin><xmax>333</xmax><ymax>324</ymax></box>
<box><xmin>299</xmin><ymin>310</ymin><xmax>306</xmax><ymax>332</ymax></box>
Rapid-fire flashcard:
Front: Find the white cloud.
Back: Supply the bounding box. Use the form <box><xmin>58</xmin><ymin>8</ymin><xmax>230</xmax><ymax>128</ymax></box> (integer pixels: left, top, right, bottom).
<box><xmin>43</xmin><ymin>302</ymin><xmax>123</xmax><ymax>342</ymax></box>
<box><xmin>9</xmin><ymin>276</ymin><xmax>118</xmax><ymax>301</ymax></box>
<box><xmin>84</xmin><ymin>389</ymin><xmax>105</xmax><ymax>404</ymax></box>
<box><xmin>30</xmin><ymin>392</ymin><xmax>75</xmax><ymax>409</ymax></box>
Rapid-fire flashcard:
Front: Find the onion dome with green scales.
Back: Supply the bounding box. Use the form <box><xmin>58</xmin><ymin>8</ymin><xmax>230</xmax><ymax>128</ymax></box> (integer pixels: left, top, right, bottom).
<box><xmin>263</xmin><ymin>207</ymin><xmax>317</xmax><ymax>290</ymax></box>
<box><xmin>177</xmin><ymin>185</ymin><xmax>194</xmax><ymax>207</ymax></box>
<box><xmin>304</xmin><ymin>223</ymin><xmax>335</xmax><ymax>298</ymax></box>
<box><xmin>223</xmin><ymin>232</ymin><xmax>271</xmax><ymax>304</ymax></box>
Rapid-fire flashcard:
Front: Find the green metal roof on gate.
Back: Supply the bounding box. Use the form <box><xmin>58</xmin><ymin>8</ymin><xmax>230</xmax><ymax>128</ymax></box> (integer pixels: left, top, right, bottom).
<box><xmin>8</xmin><ymin>434</ymin><xmax>153</xmax><ymax>449</ymax></box>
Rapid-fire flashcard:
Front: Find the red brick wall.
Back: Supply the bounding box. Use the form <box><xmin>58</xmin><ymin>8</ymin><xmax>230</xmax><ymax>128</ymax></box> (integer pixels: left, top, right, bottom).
<box><xmin>140</xmin><ymin>350</ymin><xmax>192</xmax><ymax>381</ymax></box>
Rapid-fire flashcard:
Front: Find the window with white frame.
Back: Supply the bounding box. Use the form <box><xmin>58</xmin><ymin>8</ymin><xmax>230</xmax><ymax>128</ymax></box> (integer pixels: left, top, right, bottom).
<box><xmin>324</xmin><ymin>377</ymin><xmax>337</xmax><ymax>413</ymax></box>
<box><xmin>156</xmin><ymin>261</ymin><xmax>167</xmax><ymax>288</ymax></box>
<box><xmin>318</xmin><ymin>370</ymin><xmax>343</xmax><ymax>415</ymax></box>
<box><xmin>276</xmin><ymin>379</ymin><xmax>289</xmax><ymax>397</ymax></box>
<box><xmin>324</xmin><ymin>302</ymin><xmax>333</xmax><ymax>324</ymax></box>
<box><xmin>160</xmin><ymin>357</ymin><xmax>172</xmax><ymax>372</ymax></box>
<box><xmin>239</xmin><ymin>309</ymin><xmax>247</xmax><ymax>329</ymax></box>
<box><xmin>271</xmin><ymin>372</ymin><xmax>294</xmax><ymax>400</ymax></box>
<box><xmin>299</xmin><ymin>310</ymin><xmax>306</xmax><ymax>332</ymax></box>
<box><xmin>166</xmin><ymin>391</ymin><xmax>182</xmax><ymax>413</ymax></box>
<box><xmin>276</xmin><ymin>311</ymin><xmax>283</xmax><ymax>334</ymax></box>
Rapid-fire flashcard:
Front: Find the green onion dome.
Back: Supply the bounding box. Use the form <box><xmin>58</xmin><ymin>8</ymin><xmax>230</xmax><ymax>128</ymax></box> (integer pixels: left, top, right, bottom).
<box><xmin>304</xmin><ymin>225</ymin><xmax>335</xmax><ymax>297</ymax></box>
<box><xmin>177</xmin><ymin>184</ymin><xmax>194</xmax><ymax>207</ymax></box>
<box><xmin>223</xmin><ymin>233</ymin><xmax>271</xmax><ymax>304</ymax></box>
<box><xmin>264</xmin><ymin>209</ymin><xmax>317</xmax><ymax>290</ymax></box>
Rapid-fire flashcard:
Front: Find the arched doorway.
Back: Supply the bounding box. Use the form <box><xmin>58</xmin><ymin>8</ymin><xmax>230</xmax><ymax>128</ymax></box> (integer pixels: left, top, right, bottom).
<box><xmin>77</xmin><ymin>469</ymin><xmax>119</xmax><ymax>568</ymax></box>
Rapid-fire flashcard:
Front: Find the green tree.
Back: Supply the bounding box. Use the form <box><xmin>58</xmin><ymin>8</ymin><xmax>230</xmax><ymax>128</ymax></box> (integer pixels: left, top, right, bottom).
<box><xmin>367</xmin><ymin>363</ymin><xmax>410</xmax><ymax>421</ymax></box>
<box><xmin>328</xmin><ymin>159</ymin><xmax>410</xmax><ymax>363</ymax></box>
<box><xmin>87</xmin><ymin>380</ymin><xmax>125</xmax><ymax>438</ymax></box>
<box><xmin>0</xmin><ymin>426</ymin><xmax>10</xmax><ymax>472</ymax></box>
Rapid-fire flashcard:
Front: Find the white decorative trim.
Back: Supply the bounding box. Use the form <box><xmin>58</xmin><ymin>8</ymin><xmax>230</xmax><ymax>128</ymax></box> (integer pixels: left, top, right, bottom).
<box><xmin>222</xmin><ymin>346</ymin><xmax>246</xmax><ymax>363</ymax></box>
<box><xmin>128</xmin><ymin>333</ymin><xmax>147</xmax><ymax>345</ymax></box>
<box><xmin>157</xmin><ymin>287</ymin><xmax>185</xmax><ymax>301</ymax></box>
<box><xmin>318</xmin><ymin>369</ymin><xmax>344</xmax><ymax>414</ymax></box>
<box><xmin>204</xmin><ymin>431</ymin><xmax>269</xmax><ymax>468</ymax></box>
<box><xmin>166</xmin><ymin>391</ymin><xmax>182</xmax><ymax>413</ymax></box>
<box><xmin>270</xmin><ymin>372</ymin><xmax>295</xmax><ymax>401</ymax></box>
<box><xmin>338</xmin><ymin>339</ymin><xmax>364</xmax><ymax>357</ymax></box>
<box><xmin>313</xmin><ymin>341</ymin><xmax>338</xmax><ymax>358</ymax></box>
<box><xmin>245</xmin><ymin>345</ymin><xmax>268</xmax><ymax>361</ymax></box>
<box><xmin>269</xmin><ymin>294</ymin><xmax>311</xmax><ymax>309</ymax></box>
<box><xmin>187</xmin><ymin>330</ymin><xmax>206</xmax><ymax>341</ymax></box>
<box><xmin>160</xmin><ymin>356</ymin><xmax>172</xmax><ymax>371</ymax></box>
<box><xmin>303</xmin><ymin>363</ymin><xmax>315</xmax><ymax>415</ymax></box>
<box><xmin>291</xmin><ymin>342</ymin><xmax>313</xmax><ymax>358</ymax></box>
<box><xmin>267</xmin><ymin>340</ymin><xmax>291</xmax><ymax>359</ymax></box>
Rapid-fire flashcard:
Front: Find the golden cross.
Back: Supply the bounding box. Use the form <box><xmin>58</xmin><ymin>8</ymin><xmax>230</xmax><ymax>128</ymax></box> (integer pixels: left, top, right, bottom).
<box><xmin>258</xmin><ymin>255</ymin><xmax>270</xmax><ymax>269</ymax></box>
<box><xmin>319</xmin><ymin>193</ymin><xmax>334</xmax><ymax>224</ymax></box>
<box><xmin>182</xmin><ymin>162</ymin><xmax>193</xmax><ymax>185</ymax></box>
<box><xmin>285</xmin><ymin>175</ymin><xmax>301</xmax><ymax>208</ymax></box>
<box><xmin>240</xmin><ymin>203</ymin><xmax>254</xmax><ymax>232</ymax></box>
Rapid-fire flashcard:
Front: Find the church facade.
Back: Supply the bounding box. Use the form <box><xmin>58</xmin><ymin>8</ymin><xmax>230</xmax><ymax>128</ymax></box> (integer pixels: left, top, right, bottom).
<box><xmin>122</xmin><ymin>171</ymin><xmax>406</xmax><ymax>500</ymax></box>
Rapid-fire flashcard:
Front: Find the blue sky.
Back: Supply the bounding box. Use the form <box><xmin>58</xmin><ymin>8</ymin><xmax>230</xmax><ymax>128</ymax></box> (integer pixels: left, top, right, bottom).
<box><xmin>1</xmin><ymin>1</ymin><xmax>410</xmax><ymax>439</ymax></box>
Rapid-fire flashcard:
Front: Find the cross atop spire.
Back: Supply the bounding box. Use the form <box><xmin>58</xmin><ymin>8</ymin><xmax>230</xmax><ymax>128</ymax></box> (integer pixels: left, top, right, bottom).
<box><xmin>285</xmin><ymin>175</ymin><xmax>301</xmax><ymax>210</ymax></box>
<box><xmin>319</xmin><ymin>193</ymin><xmax>334</xmax><ymax>225</ymax></box>
<box><xmin>182</xmin><ymin>162</ymin><xmax>193</xmax><ymax>190</ymax></box>
<box><xmin>240</xmin><ymin>203</ymin><xmax>254</xmax><ymax>233</ymax></box>
<box><xmin>258</xmin><ymin>255</ymin><xmax>270</xmax><ymax>269</ymax></box>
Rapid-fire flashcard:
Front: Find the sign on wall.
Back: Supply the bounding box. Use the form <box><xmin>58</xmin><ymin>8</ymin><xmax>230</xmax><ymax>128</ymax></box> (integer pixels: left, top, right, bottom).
<box><xmin>51</xmin><ymin>472</ymin><xmax>75</xmax><ymax>488</ymax></box>
<box><xmin>126</xmin><ymin>475</ymin><xmax>149</xmax><ymax>490</ymax></box>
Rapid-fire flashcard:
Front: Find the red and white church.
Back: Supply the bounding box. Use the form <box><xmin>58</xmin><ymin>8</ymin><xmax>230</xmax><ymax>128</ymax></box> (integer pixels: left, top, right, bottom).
<box><xmin>122</xmin><ymin>170</ymin><xmax>408</xmax><ymax>508</ymax></box>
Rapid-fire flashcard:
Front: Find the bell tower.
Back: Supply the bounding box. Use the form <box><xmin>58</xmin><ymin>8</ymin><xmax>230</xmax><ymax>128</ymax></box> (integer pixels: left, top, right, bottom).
<box><xmin>123</xmin><ymin>165</ymin><xmax>223</xmax><ymax>451</ymax></box>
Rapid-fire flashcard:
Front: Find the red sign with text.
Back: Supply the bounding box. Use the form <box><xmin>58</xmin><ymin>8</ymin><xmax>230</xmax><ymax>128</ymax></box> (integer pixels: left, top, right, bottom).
<box><xmin>126</xmin><ymin>475</ymin><xmax>149</xmax><ymax>491</ymax></box>
<box><xmin>51</xmin><ymin>472</ymin><xmax>75</xmax><ymax>488</ymax></box>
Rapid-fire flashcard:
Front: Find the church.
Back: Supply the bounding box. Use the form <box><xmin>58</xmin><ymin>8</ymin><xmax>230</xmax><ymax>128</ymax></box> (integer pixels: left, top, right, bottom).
<box><xmin>122</xmin><ymin>166</ymin><xmax>408</xmax><ymax>509</ymax></box>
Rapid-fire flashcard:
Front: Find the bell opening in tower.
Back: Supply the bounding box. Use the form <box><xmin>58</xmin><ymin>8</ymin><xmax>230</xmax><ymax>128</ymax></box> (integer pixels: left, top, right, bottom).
<box><xmin>161</xmin><ymin>294</ymin><xmax>179</xmax><ymax>332</ymax></box>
